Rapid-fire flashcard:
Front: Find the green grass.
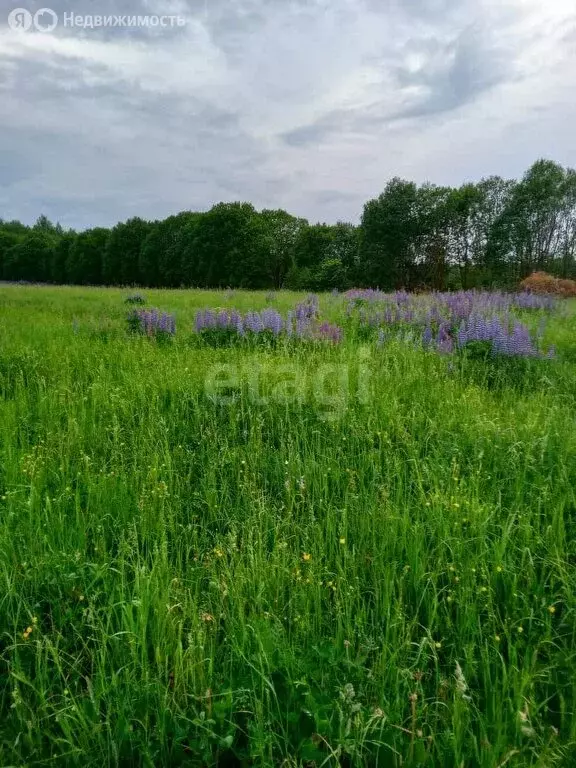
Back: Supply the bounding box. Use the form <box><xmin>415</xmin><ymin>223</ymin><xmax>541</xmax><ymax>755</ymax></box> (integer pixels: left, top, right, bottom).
<box><xmin>1</xmin><ymin>285</ymin><xmax>576</xmax><ymax>767</ymax></box>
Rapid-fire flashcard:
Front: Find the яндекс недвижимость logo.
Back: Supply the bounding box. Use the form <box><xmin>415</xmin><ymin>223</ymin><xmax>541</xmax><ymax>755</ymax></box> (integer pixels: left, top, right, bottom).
<box><xmin>8</xmin><ymin>7</ymin><xmax>58</xmax><ymax>32</ymax></box>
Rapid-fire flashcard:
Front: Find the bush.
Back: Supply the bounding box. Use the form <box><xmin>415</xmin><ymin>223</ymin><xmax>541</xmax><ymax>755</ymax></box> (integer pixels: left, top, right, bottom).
<box><xmin>520</xmin><ymin>272</ymin><xmax>576</xmax><ymax>297</ymax></box>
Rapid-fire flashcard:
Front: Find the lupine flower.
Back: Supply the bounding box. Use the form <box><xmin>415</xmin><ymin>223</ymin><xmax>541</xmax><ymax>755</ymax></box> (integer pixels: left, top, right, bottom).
<box><xmin>261</xmin><ymin>308</ymin><xmax>284</xmax><ymax>335</ymax></box>
<box><xmin>315</xmin><ymin>322</ymin><xmax>343</xmax><ymax>344</ymax></box>
<box><xmin>192</xmin><ymin>298</ymin><xmax>344</xmax><ymax>345</ymax></box>
<box><xmin>128</xmin><ymin>308</ymin><xmax>176</xmax><ymax>337</ymax></box>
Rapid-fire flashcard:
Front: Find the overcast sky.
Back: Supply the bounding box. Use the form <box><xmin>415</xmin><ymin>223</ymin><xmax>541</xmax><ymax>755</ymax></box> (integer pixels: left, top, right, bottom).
<box><xmin>1</xmin><ymin>0</ymin><xmax>575</xmax><ymax>230</ymax></box>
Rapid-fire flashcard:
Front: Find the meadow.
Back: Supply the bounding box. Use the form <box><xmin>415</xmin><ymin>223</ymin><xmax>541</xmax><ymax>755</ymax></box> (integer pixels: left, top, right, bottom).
<box><xmin>1</xmin><ymin>284</ymin><xmax>576</xmax><ymax>767</ymax></box>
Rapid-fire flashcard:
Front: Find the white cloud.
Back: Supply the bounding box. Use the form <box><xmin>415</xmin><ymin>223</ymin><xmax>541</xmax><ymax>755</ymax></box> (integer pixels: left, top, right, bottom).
<box><xmin>0</xmin><ymin>0</ymin><xmax>575</xmax><ymax>227</ymax></box>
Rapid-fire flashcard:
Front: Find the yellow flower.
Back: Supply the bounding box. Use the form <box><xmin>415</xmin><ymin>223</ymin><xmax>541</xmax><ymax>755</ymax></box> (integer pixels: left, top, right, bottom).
<box><xmin>496</xmin><ymin>566</ymin><xmax>503</xmax><ymax>573</ymax></box>
<box><xmin>302</xmin><ymin>553</ymin><xmax>311</xmax><ymax>562</ymax></box>
<box><xmin>548</xmin><ymin>605</ymin><xmax>556</xmax><ymax>614</ymax></box>
<box><xmin>435</xmin><ymin>641</ymin><xmax>442</xmax><ymax>649</ymax></box>
<box><xmin>339</xmin><ymin>537</ymin><xmax>346</xmax><ymax>545</ymax></box>
<box><xmin>517</xmin><ymin>626</ymin><xmax>524</xmax><ymax>633</ymax></box>
<box><xmin>495</xmin><ymin>635</ymin><xmax>501</xmax><ymax>642</ymax></box>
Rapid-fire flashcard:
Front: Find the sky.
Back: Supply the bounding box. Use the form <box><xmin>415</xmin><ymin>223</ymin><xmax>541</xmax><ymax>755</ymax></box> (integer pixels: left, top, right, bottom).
<box><xmin>0</xmin><ymin>0</ymin><xmax>575</xmax><ymax>230</ymax></box>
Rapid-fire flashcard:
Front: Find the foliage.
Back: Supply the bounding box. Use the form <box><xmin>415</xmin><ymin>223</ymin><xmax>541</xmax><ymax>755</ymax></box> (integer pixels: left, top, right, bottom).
<box><xmin>2</xmin><ymin>159</ymin><xmax>576</xmax><ymax>292</ymax></box>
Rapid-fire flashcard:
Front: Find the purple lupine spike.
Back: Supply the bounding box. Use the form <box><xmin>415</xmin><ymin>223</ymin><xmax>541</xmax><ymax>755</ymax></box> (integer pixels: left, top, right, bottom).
<box><xmin>315</xmin><ymin>322</ymin><xmax>343</xmax><ymax>344</ymax></box>
<box><xmin>244</xmin><ymin>312</ymin><xmax>264</xmax><ymax>333</ymax></box>
<box><xmin>261</xmin><ymin>308</ymin><xmax>284</xmax><ymax>335</ymax></box>
<box><xmin>129</xmin><ymin>307</ymin><xmax>176</xmax><ymax>337</ymax></box>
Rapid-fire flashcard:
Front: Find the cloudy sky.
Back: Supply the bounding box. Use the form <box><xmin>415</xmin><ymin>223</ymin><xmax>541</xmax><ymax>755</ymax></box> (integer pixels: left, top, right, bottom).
<box><xmin>1</xmin><ymin>0</ymin><xmax>575</xmax><ymax>230</ymax></box>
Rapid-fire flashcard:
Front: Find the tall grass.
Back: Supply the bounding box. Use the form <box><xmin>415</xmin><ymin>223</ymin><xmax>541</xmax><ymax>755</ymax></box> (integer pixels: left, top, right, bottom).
<box><xmin>1</xmin><ymin>285</ymin><xmax>576</xmax><ymax>766</ymax></box>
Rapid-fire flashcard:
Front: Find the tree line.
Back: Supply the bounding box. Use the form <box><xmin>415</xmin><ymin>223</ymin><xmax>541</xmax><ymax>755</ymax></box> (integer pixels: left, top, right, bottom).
<box><xmin>1</xmin><ymin>159</ymin><xmax>575</xmax><ymax>292</ymax></box>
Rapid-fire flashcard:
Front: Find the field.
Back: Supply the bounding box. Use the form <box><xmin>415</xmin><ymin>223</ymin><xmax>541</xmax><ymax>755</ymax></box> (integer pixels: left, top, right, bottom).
<box><xmin>1</xmin><ymin>284</ymin><xmax>576</xmax><ymax>767</ymax></box>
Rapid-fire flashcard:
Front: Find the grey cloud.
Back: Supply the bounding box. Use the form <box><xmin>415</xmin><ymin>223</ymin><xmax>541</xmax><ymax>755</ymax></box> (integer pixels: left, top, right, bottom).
<box><xmin>0</xmin><ymin>49</ymin><xmax>274</xmax><ymax>228</ymax></box>
<box><xmin>391</xmin><ymin>26</ymin><xmax>509</xmax><ymax>120</ymax></box>
<box><xmin>281</xmin><ymin>122</ymin><xmax>334</xmax><ymax>148</ymax></box>
<box><xmin>1</xmin><ymin>0</ymin><xmax>575</xmax><ymax>228</ymax></box>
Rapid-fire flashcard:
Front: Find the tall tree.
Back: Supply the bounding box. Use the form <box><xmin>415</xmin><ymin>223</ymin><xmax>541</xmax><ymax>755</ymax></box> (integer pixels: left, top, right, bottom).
<box><xmin>66</xmin><ymin>228</ymin><xmax>109</xmax><ymax>285</ymax></box>
<box><xmin>359</xmin><ymin>178</ymin><xmax>420</xmax><ymax>289</ymax></box>
<box><xmin>192</xmin><ymin>202</ymin><xmax>269</xmax><ymax>288</ymax></box>
<box><xmin>260</xmin><ymin>209</ymin><xmax>307</xmax><ymax>288</ymax></box>
<box><xmin>492</xmin><ymin>161</ymin><xmax>565</xmax><ymax>282</ymax></box>
<box><xmin>50</xmin><ymin>231</ymin><xmax>76</xmax><ymax>284</ymax></box>
<box><xmin>3</xmin><ymin>232</ymin><xmax>55</xmax><ymax>282</ymax></box>
<box><xmin>103</xmin><ymin>217</ymin><xmax>151</xmax><ymax>285</ymax></box>
<box><xmin>558</xmin><ymin>168</ymin><xmax>576</xmax><ymax>278</ymax></box>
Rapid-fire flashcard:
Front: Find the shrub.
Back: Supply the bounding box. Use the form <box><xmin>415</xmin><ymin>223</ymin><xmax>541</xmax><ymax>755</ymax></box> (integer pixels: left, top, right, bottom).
<box><xmin>125</xmin><ymin>293</ymin><xmax>146</xmax><ymax>305</ymax></box>
<box><xmin>520</xmin><ymin>272</ymin><xmax>576</xmax><ymax>297</ymax></box>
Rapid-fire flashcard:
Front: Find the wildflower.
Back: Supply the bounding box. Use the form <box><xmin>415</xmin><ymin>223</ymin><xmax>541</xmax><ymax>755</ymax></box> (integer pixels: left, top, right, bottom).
<box><xmin>302</xmin><ymin>553</ymin><xmax>311</xmax><ymax>562</ymax></box>
<box><xmin>339</xmin><ymin>537</ymin><xmax>346</xmax><ymax>545</ymax></box>
<box><xmin>518</xmin><ymin>706</ymin><xmax>535</xmax><ymax>737</ymax></box>
<box><xmin>22</xmin><ymin>626</ymin><xmax>33</xmax><ymax>640</ymax></box>
<box><xmin>495</xmin><ymin>635</ymin><xmax>501</xmax><ymax>642</ymax></box>
<box><xmin>496</xmin><ymin>565</ymin><xmax>503</xmax><ymax>573</ymax></box>
<box><xmin>517</xmin><ymin>626</ymin><xmax>524</xmax><ymax>633</ymax></box>
<box><xmin>455</xmin><ymin>661</ymin><xmax>472</xmax><ymax>702</ymax></box>
<box><xmin>435</xmin><ymin>641</ymin><xmax>442</xmax><ymax>649</ymax></box>
<box><xmin>548</xmin><ymin>605</ymin><xmax>556</xmax><ymax>614</ymax></box>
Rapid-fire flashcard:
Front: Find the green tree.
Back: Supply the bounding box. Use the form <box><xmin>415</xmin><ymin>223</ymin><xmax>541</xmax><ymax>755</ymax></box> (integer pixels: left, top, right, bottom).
<box><xmin>165</xmin><ymin>213</ymin><xmax>205</xmax><ymax>287</ymax></box>
<box><xmin>491</xmin><ymin>161</ymin><xmax>565</xmax><ymax>283</ymax></box>
<box><xmin>359</xmin><ymin>178</ymin><xmax>420</xmax><ymax>289</ymax></box>
<box><xmin>0</xmin><ymin>225</ymin><xmax>27</xmax><ymax>279</ymax></box>
<box><xmin>50</xmin><ymin>231</ymin><xmax>76</xmax><ymax>284</ymax></box>
<box><xmin>103</xmin><ymin>217</ymin><xmax>151</xmax><ymax>285</ymax></box>
<box><xmin>260</xmin><ymin>209</ymin><xmax>307</xmax><ymax>288</ymax></box>
<box><xmin>67</xmin><ymin>228</ymin><xmax>109</xmax><ymax>285</ymax></box>
<box><xmin>3</xmin><ymin>232</ymin><xmax>55</xmax><ymax>282</ymax></box>
<box><xmin>558</xmin><ymin>168</ymin><xmax>576</xmax><ymax>278</ymax></box>
<box><xmin>192</xmin><ymin>203</ymin><xmax>269</xmax><ymax>288</ymax></box>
